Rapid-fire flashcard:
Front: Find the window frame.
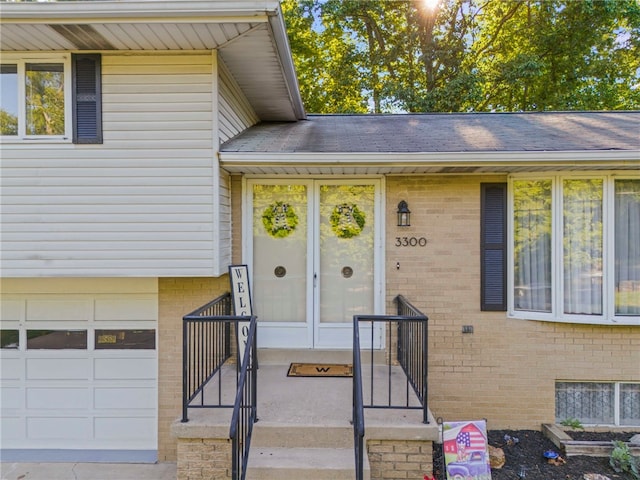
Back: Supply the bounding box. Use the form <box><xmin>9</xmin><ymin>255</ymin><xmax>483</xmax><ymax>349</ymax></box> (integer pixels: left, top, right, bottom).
<box><xmin>0</xmin><ymin>53</ymin><xmax>73</xmax><ymax>142</ymax></box>
<box><xmin>556</xmin><ymin>381</ymin><xmax>640</xmax><ymax>427</ymax></box>
<box><xmin>508</xmin><ymin>173</ymin><xmax>640</xmax><ymax>326</ymax></box>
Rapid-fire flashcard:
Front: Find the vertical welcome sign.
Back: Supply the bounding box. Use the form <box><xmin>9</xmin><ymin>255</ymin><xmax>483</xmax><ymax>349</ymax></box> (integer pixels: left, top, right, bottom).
<box><xmin>229</xmin><ymin>265</ymin><xmax>252</xmax><ymax>363</ymax></box>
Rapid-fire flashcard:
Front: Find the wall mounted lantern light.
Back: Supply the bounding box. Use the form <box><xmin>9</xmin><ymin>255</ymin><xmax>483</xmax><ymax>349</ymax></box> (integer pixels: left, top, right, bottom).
<box><xmin>397</xmin><ymin>200</ymin><xmax>411</xmax><ymax>227</ymax></box>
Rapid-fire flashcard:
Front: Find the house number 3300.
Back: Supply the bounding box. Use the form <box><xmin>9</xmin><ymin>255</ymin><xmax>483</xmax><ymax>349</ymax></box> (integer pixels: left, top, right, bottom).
<box><xmin>395</xmin><ymin>236</ymin><xmax>427</xmax><ymax>247</ymax></box>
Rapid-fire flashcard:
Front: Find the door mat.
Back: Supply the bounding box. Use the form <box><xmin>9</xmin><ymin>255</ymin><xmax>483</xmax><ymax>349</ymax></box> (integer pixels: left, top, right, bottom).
<box><xmin>287</xmin><ymin>363</ymin><xmax>353</xmax><ymax>378</ymax></box>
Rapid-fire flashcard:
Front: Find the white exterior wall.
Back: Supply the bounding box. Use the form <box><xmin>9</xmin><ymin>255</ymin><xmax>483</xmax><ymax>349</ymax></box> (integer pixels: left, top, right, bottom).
<box><xmin>1</xmin><ymin>52</ymin><xmax>226</xmax><ymax>277</ymax></box>
<box><xmin>218</xmin><ymin>60</ymin><xmax>259</xmax><ymax>144</ymax></box>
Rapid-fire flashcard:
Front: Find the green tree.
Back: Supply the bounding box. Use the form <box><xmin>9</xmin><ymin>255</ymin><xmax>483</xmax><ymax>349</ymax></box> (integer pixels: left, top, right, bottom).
<box><xmin>0</xmin><ymin>110</ymin><xmax>18</xmax><ymax>135</ymax></box>
<box><xmin>26</xmin><ymin>67</ymin><xmax>65</xmax><ymax>135</ymax></box>
<box><xmin>283</xmin><ymin>0</ymin><xmax>640</xmax><ymax>113</ymax></box>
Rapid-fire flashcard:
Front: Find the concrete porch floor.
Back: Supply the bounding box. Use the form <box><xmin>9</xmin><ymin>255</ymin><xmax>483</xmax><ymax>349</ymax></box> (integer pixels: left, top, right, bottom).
<box><xmin>255</xmin><ymin>348</ymin><xmax>436</xmax><ymax>431</ymax></box>
<box><xmin>172</xmin><ymin>349</ymin><xmax>438</xmax><ymax>447</ymax></box>
<box><xmin>179</xmin><ymin>348</ymin><xmax>437</xmax><ymax>431</ymax></box>
<box><xmin>174</xmin><ymin>348</ymin><xmax>438</xmax><ymax>479</ymax></box>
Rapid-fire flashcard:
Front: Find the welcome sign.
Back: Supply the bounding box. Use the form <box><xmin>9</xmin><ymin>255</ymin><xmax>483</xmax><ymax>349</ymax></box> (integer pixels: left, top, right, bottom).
<box><xmin>229</xmin><ymin>265</ymin><xmax>252</xmax><ymax>363</ymax></box>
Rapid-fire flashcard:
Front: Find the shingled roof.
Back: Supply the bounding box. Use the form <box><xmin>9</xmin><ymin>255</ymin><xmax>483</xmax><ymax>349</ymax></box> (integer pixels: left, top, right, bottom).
<box><xmin>219</xmin><ymin>111</ymin><xmax>639</xmax><ymax>174</ymax></box>
<box><xmin>221</xmin><ymin>111</ymin><xmax>639</xmax><ymax>153</ymax></box>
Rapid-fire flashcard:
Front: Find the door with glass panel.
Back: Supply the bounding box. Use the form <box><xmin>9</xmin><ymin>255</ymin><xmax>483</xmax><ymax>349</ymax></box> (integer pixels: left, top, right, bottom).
<box><xmin>247</xmin><ymin>180</ymin><xmax>380</xmax><ymax>349</ymax></box>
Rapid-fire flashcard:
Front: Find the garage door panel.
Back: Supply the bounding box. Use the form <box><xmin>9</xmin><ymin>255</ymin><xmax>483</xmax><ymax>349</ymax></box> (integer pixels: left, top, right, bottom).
<box><xmin>26</xmin><ymin>300</ymin><xmax>91</xmax><ymax>321</ymax></box>
<box><xmin>1</xmin><ymin>299</ymin><xmax>24</xmax><ymax>321</ymax></box>
<box><xmin>94</xmin><ymin>417</ymin><xmax>155</xmax><ymax>441</ymax></box>
<box><xmin>27</xmin><ymin>417</ymin><xmax>92</xmax><ymax>440</ymax></box>
<box><xmin>1</xmin><ymin>357</ymin><xmax>23</xmax><ymax>380</ymax></box>
<box><xmin>2</xmin><ymin>387</ymin><xmax>24</xmax><ymax>409</ymax></box>
<box><xmin>1</xmin><ymin>417</ymin><xmax>25</xmax><ymax>440</ymax></box>
<box><xmin>94</xmin><ymin>297</ymin><xmax>157</xmax><ymax>321</ymax></box>
<box><xmin>27</xmin><ymin>358</ymin><xmax>89</xmax><ymax>380</ymax></box>
<box><xmin>94</xmin><ymin>358</ymin><xmax>155</xmax><ymax>380</ymax></box>
<box><xmin>27</xmin><ymin>388</ymin><xmax>90</xmax><ymax>410</ymax></box>
<box><xmin>94</xmin><ymin>387</ymin><xmax>155</xmax><ymax>409</ymax></box>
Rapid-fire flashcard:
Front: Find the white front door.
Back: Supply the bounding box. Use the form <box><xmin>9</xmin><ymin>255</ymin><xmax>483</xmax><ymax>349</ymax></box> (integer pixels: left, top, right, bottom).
<box><xmin>246</xmin><ymin>179</ymin><xmax>382</xmax><ymax>349</ymax></box>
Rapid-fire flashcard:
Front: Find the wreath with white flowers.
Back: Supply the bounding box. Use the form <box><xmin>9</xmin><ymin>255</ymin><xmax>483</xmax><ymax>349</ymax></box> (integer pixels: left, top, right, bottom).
<box><xmin>262</xmin><ymin>201</ymin><xmax>298</xmax><ymax>238</ymax></box>
<box><xmin>330</xmin><ymin>203</ymin><xmax>366</xmax><ymax>238</ymax></box>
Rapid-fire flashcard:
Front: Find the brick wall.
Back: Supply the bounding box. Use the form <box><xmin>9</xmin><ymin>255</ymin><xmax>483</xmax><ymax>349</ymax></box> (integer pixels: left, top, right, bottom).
<box><xmin>158</xmin><ymin>277</ymin><xmax>229</xmax><ymax>461</ymax></box>
<box><xmin>386</xmin><ymin>175</ymin><xmax>640</xmax><ymax>429</ymax></box>
<box><xmin>368</xmin><ymin>439</ymin><xmax>433</xmax><ymax>479</ymax></box>
<box><xmin>176</xmin><ymin>438</ymin><xmax>232</xmax><ymax>480</ymax></box>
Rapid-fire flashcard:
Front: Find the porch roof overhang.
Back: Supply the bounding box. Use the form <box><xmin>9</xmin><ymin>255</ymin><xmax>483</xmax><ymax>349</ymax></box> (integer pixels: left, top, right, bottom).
<box><xmin>0</xmin><ymin>0</ymin><xmax>305</xmax><ymax>122</ymax></box>
<box><xmin>218</xmin><ymin>150</ymin><xmax>640</xmax><ymax>175</ymax></box>
<box><xmin>219</xmin><ymin>112</ymin><xmax>640</xmax><ymax>175</ymax></box>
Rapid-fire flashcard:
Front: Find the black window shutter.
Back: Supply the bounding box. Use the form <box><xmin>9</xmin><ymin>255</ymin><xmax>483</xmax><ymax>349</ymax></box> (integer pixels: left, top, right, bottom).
<box><xmin>481</xmin><ymin>183</ymin><xmax>507</xmax><ymax>311</ymax></box>
<box><xmin>72</xmin><ymin>54</ymin><xmax>102</xmax><ymax>144</ymax></box>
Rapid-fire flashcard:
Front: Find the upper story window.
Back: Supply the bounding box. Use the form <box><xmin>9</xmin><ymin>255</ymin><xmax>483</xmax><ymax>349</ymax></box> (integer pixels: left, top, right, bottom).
<box><xmin>510</xmin><ymin>175</ymin><xmax>640</xmax><ymax>325</ymax></box>
<box><xmin>0</xmin><ymin>53</ymin><xmax>101</xmax><ymax>143</ymax></box>
<box><xmin>1</xmin><ymin>55</ymin><xmax>70</xmax><ymax>139</ymax></box>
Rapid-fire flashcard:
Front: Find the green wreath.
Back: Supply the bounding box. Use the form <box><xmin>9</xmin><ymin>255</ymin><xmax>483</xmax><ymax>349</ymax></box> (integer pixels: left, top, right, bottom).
<box><xmin>330</xmin><ymin>203</ymin><xmax>366</xmax><ymax>238</ymax></box>
<box><xmin>262</xmin><ymin>201</ymin><xmax>298</xmax><ymax>238</ymax></box>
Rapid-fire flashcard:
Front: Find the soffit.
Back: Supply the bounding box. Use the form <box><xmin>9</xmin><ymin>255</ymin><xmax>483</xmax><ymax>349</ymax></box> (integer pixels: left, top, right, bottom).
<box><xmin>0</xmin><ymin>1</ymin><xmax>304</xmax><ymax>121</ymax></box>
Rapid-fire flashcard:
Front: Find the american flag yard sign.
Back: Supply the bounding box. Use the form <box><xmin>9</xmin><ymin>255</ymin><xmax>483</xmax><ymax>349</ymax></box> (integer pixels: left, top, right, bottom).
<box><xmin>442</xmin><ymin>420</ymin><xmax>492</xmax><ymax>480</ymax></box>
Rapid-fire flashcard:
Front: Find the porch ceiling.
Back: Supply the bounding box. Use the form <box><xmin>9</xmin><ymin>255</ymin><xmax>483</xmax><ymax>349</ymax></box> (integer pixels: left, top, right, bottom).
<box><xmin>0</xmin><ymin>0</ymin><xmax>305</xmax><ymax>122</ymax></box>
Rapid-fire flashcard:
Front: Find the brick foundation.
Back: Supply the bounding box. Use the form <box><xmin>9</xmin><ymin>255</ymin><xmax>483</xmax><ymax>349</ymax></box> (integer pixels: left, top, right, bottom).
<box><xmin>368</xmin><ymin>439</ymin><xmax>433</xmax><ymax>480</ymax></box>
<box><xmin>176</xmin><ymin>438</ymin><xmax>232</xmax><ymax>480</ymax></box>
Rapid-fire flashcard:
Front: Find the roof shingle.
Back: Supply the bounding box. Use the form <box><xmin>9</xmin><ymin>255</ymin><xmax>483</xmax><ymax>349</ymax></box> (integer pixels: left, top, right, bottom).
<box><xmin>221</xmin><ymin>112</ymin><xmax>640</xmax><ymax>154</ymax></box>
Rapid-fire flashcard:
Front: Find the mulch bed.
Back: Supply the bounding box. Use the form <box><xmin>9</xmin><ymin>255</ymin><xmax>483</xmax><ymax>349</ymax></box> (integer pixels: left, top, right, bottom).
<box><xmin>432</xmin><ymin>429</ymin><xmax>638</xmax><ymax>480</ymax></box>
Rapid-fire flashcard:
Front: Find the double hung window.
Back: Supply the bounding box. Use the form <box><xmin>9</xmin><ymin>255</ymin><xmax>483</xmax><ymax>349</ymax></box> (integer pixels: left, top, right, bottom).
<box><xmin>510</xmin><ymin>176</ymin><xmax>640</xmax><ymax>325</ymax></box>
<box><xmin>0</xmin><ymin>53</ymin><xmax>101</xmax><ymax>143</ymax></box>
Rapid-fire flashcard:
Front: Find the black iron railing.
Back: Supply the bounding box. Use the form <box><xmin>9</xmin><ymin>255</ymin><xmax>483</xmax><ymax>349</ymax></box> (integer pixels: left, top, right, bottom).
<box><xmin>352</xmin><ymin>295</ymin><xmax>429</xmax><ymax>480</ymax></box>
<box><xmin>182</xmin><ymin>293</ymin><xmax>258</xmax><ymax>480</ymax></box>
<box><xmin>229</xmin><ymin>315</ymin><xmax>258</xmax><ymax>480</ymax></box>
<box><xmin>182</xmin><ymin>293</ymin><xmax>233</xmax><ymax>422</ymax></box>
<box><xmin>352</xmin><ymin>315</ymin><xmax>366</xmax><ymax>480</ymax></box>
<box><xmin>353</xmin><ymin>295</ymin><xmax>429</xmax><ymax>417</ymax></box>
<box><xmin>395</xmin><ymin>294</ymin><xmax>429</xmax><ymax>423</ymax></box>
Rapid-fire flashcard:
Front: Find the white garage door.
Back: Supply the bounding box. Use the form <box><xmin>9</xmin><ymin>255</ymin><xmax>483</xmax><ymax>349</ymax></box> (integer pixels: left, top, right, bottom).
<box><xmin>0</xmin><ymin>279</ymin><xmax>158</xmax><ymax>462</ymax></box>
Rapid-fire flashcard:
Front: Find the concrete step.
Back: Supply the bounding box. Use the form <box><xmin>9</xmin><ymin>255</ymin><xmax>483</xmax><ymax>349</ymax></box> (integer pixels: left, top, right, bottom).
<box><xmin>246</xmin><ymin>446</ymin><xmax>370</xmax><ymax>480</ymax></box>
<box><xmin>251</xmin><ymin>423</ymin><xmax>354</xmax><ymax>448</ymax></box>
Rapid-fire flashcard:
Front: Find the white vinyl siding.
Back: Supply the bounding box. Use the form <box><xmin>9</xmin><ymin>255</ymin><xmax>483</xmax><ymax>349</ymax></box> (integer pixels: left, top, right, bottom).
<box><xmin>0</xmin><ymin>278</ymin><xmax>158</xmax><ymax>453</ymax></box>
<box><xmin>1</xmin><ymin>53</ymin><xmax>221</xmax><ymax>277</ymax></box>
<box><xmin>216</xmin><ymin>169</ymin><xmax>232</xmax><ymax>272</ymax></box>
<box><xmin>218</xmin><ymin>59</ymin><xmax>258</xmax><ymax>144</ymax></box>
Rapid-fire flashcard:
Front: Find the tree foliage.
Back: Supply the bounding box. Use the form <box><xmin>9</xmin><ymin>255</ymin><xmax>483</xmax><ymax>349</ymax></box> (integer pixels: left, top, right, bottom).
<box><xmin>282</xmin><ymin>0</ymin><xmax>640</xmax><ymax>113</ymax></box>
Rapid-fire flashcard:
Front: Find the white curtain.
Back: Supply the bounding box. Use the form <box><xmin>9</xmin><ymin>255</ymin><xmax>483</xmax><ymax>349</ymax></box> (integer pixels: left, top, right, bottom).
<box><xmin>615</xmin><ymin>179</ymin><xmax>640</xmax><ymax>315</ymax></box>
<box><xmin>513</xmin><ymin>181</ymin><xmax>552</xmax><ymax>312</ymax></box>
<box><xmin>563</xmin><ymin>180</ymin><xmax>603</xmax><ymax>315</ymax></box>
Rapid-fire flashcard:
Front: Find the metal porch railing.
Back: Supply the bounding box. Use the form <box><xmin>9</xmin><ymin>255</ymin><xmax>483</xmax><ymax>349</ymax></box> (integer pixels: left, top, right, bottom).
<box><xmin>229</xmin><ymin>315</ymin><xmax>258</xmax><ymax>480</ymax></box>
<box><xmin>181</xmin><ymin>292</ymin><xmax>258</xmax><ymax>480</ymax></box>
<box><xmin>182</xmin><ymin>293</ymin><xmax>233</xmax><ymax>421</ymax></box>
<box><xmin>352</xmin><ymin>295</ymin><xmax>429</xmax><ymax>480</ymax></box>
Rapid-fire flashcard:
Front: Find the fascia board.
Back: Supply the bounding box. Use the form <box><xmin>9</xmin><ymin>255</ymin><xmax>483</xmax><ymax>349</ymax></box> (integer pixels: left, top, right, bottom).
<box><xmin>267</xmin><ymin>6</ymin><xmax>306</xmax><ymax>120</ymax></box>
<box><xmin>219</xmin><ymin>150</ymin><xmax>640</xmax><ymax>167</ymax></box>
<box><xmin>0</xmin><ymin>1</ymin><xmax>280</xmax><ymax>21</ymax></box>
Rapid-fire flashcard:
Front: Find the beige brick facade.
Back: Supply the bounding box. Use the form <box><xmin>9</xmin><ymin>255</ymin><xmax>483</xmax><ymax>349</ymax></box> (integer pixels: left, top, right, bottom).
<box><xmin>368</xmin><ymin>439</ymin><xmax>433</xmax><ymax>479</ymax></box>
<box><xmin>158</xmin><ymin>277</ymin><xmax>230</xmax><ymax>461</ymax></box>
<box><xmin>159</xmin><ymin>173</ymin><xmax>639</xmax><ymax>465</ymax></box>
<box><xmin>176</xmin><ymin>438</ymin><xmax>232</xmax><ymax>480</ymax></box>
<box><xmin>386</xmin><ymin>175</ymin><xmax>640</xmax><ymax>429</ymax></box>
